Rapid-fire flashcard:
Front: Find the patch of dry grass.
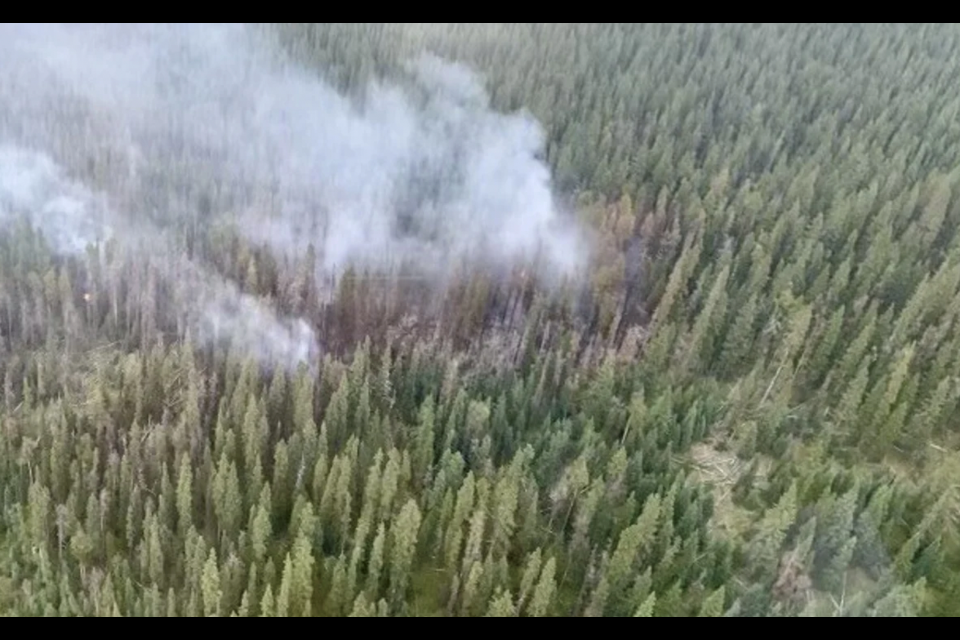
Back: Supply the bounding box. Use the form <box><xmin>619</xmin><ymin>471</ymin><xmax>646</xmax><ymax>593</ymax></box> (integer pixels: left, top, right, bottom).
<box><xmin>684</xmin><ymin>440</ymin><xmax>772</xmax><ymax>538</ymax></box>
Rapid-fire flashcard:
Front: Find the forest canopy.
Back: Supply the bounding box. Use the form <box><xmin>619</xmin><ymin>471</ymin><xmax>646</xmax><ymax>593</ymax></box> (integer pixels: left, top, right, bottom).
<box><xmin>0</xmin><ymin>23</ymin><xmax>959</xmax><ymax>617</ymax></box>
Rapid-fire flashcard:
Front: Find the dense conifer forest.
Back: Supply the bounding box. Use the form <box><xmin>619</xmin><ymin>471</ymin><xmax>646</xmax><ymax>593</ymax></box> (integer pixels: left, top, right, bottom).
<box><xmin>1</xmin><ymin>23</ymin><xmax>959</xmax><ymax>616</ymax></box>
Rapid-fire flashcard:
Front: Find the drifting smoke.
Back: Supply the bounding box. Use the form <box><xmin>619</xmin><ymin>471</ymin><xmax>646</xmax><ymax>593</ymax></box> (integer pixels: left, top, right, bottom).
<box><xmin>0</xmin><ymin>143</ymin><xmax>319</xmax><ymax>369</ymax></box>
<box><xmin>0</xmin><ymin>23</ymin><xmax>587</xmax><ymax>367</ymax></box>
<box><xmin>0</xmin><ymin>144</ymin><xmax>113</xmax><ymax>253</ymax></box>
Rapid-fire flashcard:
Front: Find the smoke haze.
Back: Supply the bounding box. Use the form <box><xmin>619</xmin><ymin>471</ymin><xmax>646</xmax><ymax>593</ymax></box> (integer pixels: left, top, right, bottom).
<box><xmin>0</xmin><ymin>23</ymin><xmax>586</xmax><ymax>367</ymax></box>
<box><xmin>0</xmin><ymin>143</ymin><xmax>320</xmax><ymax>369</ymax></box>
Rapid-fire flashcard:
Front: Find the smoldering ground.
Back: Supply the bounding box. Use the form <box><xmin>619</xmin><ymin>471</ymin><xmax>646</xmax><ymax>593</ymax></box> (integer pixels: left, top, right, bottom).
<box><xmin>0</xmin><ymin>23</ymin><xmax>588</xmax><ymax>367</ymax></box>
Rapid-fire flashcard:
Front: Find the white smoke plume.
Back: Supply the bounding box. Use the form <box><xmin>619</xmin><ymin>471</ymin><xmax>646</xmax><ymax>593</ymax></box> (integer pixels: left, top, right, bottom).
<box><xmin>0</xmin><ymin>143</ymin><xmax>319</xmax><ymax>369</ymax></box>
<box><xmin>0</xmin><ymin>144</ymin><xmax>113</xmax><ymax>253</ymax></box>
<box><xmin>0</xmin><ymin>23</ymin><xmax>587</xmax><ymax>366</ymax></box>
